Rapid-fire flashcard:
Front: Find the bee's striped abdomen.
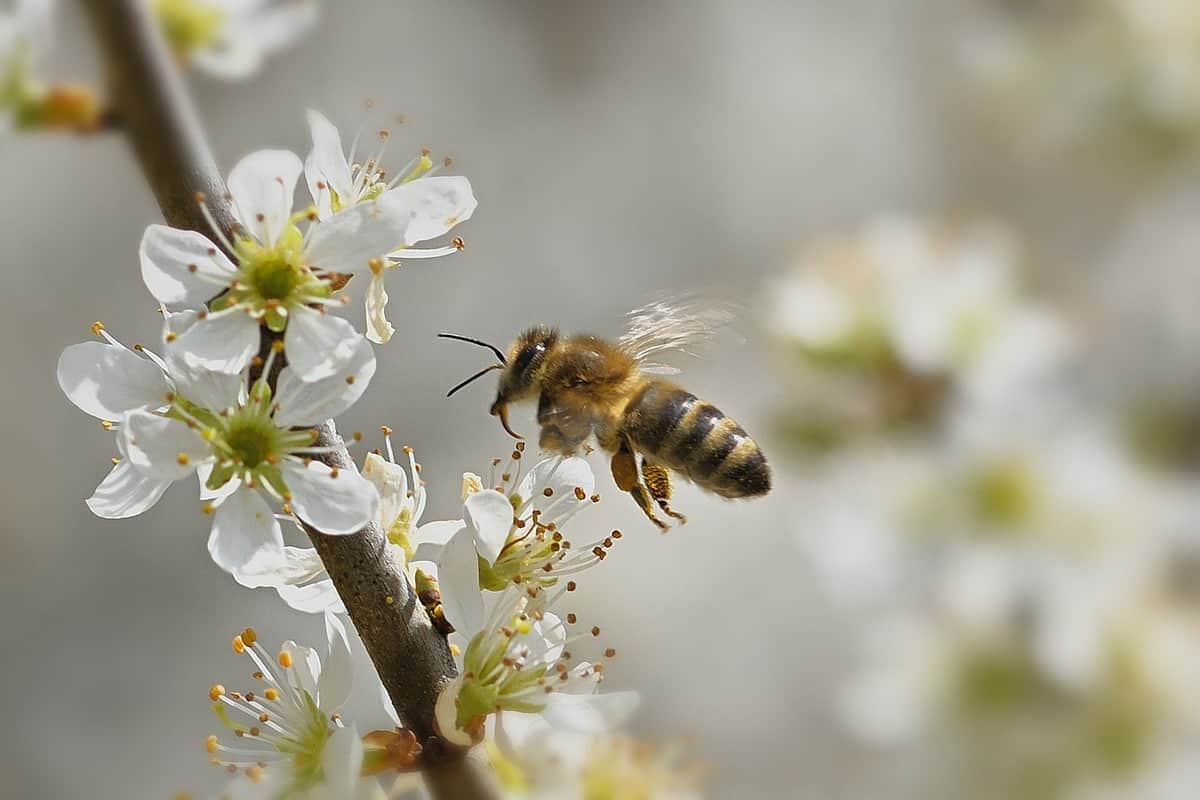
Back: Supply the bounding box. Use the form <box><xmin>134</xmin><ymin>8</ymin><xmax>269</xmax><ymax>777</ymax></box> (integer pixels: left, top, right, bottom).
<box><xmin>624</xmin><ymin>380</ymin><xmax>771</xmax><ymax>498</ymax></box>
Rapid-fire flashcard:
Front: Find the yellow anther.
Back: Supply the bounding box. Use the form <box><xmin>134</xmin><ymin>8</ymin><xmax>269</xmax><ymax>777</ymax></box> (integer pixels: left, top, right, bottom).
<box><xmin>205</xmin><ymin>735</ymin><xmax>219</xmax><ymax>754</ymax></box>
<box><xmin>165</xmin><ymin>332</ymin><xmax>178</xmax><ymax>342</ymax></box>
<box><xmin>278</xmin><ymin>650</ymin><xmax>293</xmax><ymax>668</ymax></box>
<box><xmin>258</xmin><ymin>712</ymin><xmax>269</xmax><ymax>723</ymax></box>
<box><xmin>201</xmin><ymin>503</ymin><xmax>215</xmax><ymax>515</ymax></box>
<box><xmin>209</xmin><ymin>684</ymin><xmax>225</xmax><ymax>701</ymax></box>
<box><xmin>453</xmin><ymin>236</ymin><xmax>465</xmax><ymax>251</ymax></box>
<box><xmin>271</xmin><ymin>340</ymin><xmax>285</xmax><ymax>352</ymax></box>
<box><xmin>450</xmin><ymin>644</ymin><xmax>461</xmax><ymax>657</ymax></box>
<box><xmin>264</xmin><ymin>688</ymin><xmax>278</xmax><ymax>701</ymax></box>
<box><xmin>91</xmin><ymin>321</ymin><xmax>105</xmax><ymax>335</ymax></box>
<box><xmin>380</xmin><ymin>425</ymin><xmax>393</xmax><ymax>436</ymax></box>
<box><xmin>241</xmin><ymin>627</ymin><xmax>257</xmax><ymax>646</ymax></box>
<box><xmin>176</xmin><ymin>453</ymin><xmax>190</xmax><ymax>465</ymax></box>
<box><xmin>247</xmin><ymin>765</ymin><xmax>264</xmax><ymax>784</ymax></box>
<box><xmin>111</xmin><ymin>457</ymin><xmax>120</xmax><ymax>465</ymax></box>
<box><xmin>368</xmin><ymin>257</ymin><xmax>384</xmax><ymax>275</ymax></box>
<box><xmin>232</xmin><ymin>635</ymin><xmax>245</xmax><ymax>654</ymax></box>
<box><xmin>329</xmin><ymin>468</ymin><xmax>340</xmax><ymax>479</ymax></box>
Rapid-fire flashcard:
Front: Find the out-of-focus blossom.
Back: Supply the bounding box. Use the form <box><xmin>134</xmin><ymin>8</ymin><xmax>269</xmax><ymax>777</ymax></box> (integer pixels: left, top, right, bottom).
<box><xmin>433</xmin><ymin>584</ymin><xmax>637</xmax><ymax>748</ymax></box>
<box><xmin>768</xmin><ymin>215</ymin><xmax>1074</xmax><ymax>452</ymax></box>
<box><xmin>0</xmin><ymin>0</ymin><xmax>102</xmax><ymax>132</ymax></box>
<box><xmin>57</xmin><ymin>319</ymin><xmax>378</xmax><ymax>578</ymax></box>
<box><xmin>206</xmin><ymin>614</ymin><xmax>386</xmax><ymax>799</ymax></box>
<box><xmin>304</xmin><ymin>110</ymin><xmax>476</xmax><ymax>343</ymax></box>
<box><xmin>961</xmin><ymin>0</ymin><xmax>1200</xmax><ymax>162</ymax></box>
<box><xmin>151</xmin><ymin>0</ymin><xmax>317</xmax><ymax>81</ymax></box>
<box><xmin>486</xmin><ymin>711</ymin><xmax>702</xmax><ymax>800</ymax></box>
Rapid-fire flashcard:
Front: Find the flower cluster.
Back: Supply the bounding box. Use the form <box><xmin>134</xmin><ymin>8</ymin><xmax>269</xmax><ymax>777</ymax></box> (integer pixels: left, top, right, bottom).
<box><xmin>767</xmin><ymin>215</ymin><xmax>1073</xmax><ymax>451</ymax></box>
<box><xmin>771</xmin><ymin>210</ymin><xmax>1200</xmax><ymax>796</ymax></box>
<box><xmin>960</xmin><ymin>0</ymin><xmax>1200</xmax><ymax>163</ymax></box>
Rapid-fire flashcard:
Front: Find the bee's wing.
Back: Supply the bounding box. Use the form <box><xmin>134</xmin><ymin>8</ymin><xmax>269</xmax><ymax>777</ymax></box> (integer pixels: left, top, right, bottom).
<box><xmin>617</xmin><ymin>295</ymin><xmax>740</xmax><ymax>372</ymax></box>
<box><xmin>536</xmin><ymin>389</ymin><xmax>605</xmax><ymax>453</ymax></box>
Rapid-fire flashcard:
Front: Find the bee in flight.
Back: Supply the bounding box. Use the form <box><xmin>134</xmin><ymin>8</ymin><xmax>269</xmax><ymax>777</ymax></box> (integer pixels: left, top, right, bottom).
<box><xmin>439</xmin><ymin>299</ymin><xmax>771</xmax><ymax>530</ymax></box>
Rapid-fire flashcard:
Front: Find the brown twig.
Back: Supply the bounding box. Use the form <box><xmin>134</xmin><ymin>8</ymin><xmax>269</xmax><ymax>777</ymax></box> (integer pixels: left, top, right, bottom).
<box><xmin>80</xmin><ymin>1</ymin><xmax>496</xmax><ymax>796</ymax></box>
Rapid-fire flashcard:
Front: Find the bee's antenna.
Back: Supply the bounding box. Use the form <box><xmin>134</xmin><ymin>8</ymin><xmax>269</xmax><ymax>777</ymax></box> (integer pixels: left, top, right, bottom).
<box><xmin>446</xmin><ymin>363</ymin><xmax>503</xmax><ymax>397</ymax></box>
<box><xmin>438</xmin><ymin>332</ymin><xmax>507</xmax><ymax>365</ymax></box>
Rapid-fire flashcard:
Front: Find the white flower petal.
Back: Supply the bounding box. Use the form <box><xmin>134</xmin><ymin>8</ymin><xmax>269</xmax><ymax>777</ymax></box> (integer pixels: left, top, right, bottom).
<box><xmin>364</xmin><ymin>271</ymin><xmax>394</xmax><ymax>345</ymax></box>
<box><xmin>465</xmin><ymin>489</ymin><xmax>514</xmax><ymax>565</ymax></box>
<box><xmin>361</xmin><ymin>453</ymin><xmax>408</xmax><ymax>531</ymax></box>
<box><xmin>435</xmin><ymin>527</ymin><xmax>485</xmax><ymax>641</ymax></box>
<box><xmin>208</xmin><ymin>487</ymin><xmax>285</xmax><ymax>575</ymax></box>
<box><xmin>304</xmin><ymin>200</ymin><xmax>413</xmax><ymax>274</ymax></box>
<box><xmin>57</xmin><ymin>341</ymin><xmax>171</xmax><ymax>420</ymax></box>
<box><xmin>411</xmin><ymin>520</ymin><xmax>467</xmax><ymax>563</ymax></box>
<box><xmin>318</xmin><ymin>611</ymin><xmax>353</xmax><ymax>713</ymax></box>
<box><xmin>380</xmin><ymin>680</ymin><xmax>402</xmax><ymax>728</ymax></box>
<box><xmin>276</xmin><ymin>579</ymin><xmax>346</xmax><ymax>615</ymax></box>
<box><xmin>234</xmin><ymin>1</ymin><xmax>317</xmax><ymax>55</ymax></box>
<box><xmin>139</xmin><ymin>225</ymin><xmax>234</xmax><ymax>308</ymax></box>
<box><xmin>121</xmin><ymin>410</ymin><xmax>208</xmax><ymax>480</ymax></box>
<box><xmin>227</xmin><ymin>149</ymin><xmax>302</xmax><ymax>246</ymax></box>
<box><xmin>318</xmin><ymin>726</ymin><xmax>364</xmax><ymax>795</ymax></box>
<box><xmin>173</xmin><ymin>309</ymin><xmax>260</xmax><ymax>375</ymax></box>
<box><xmin>515</xmin><ymin>456</ymin><xmax>594</xmax><ymax>509</ymax></box>
<box><xmin>165</xmin><ymin>351</ymin><xmax>243</xmax><ymax>412</ymax></box>
<box><xmin>283</xmin><ymin>306</ymin><xmax>365</xmax><ymax>382</ymax></box>
<box><xmin>527</xmin><ymin>613</ymin><xmax>566</xmax><ymax>664</ymax></box>
<box><xmin>434</xmin><ymin>675</ymin><xmax>475</xmax><ymax>747</ymax></box>
<box><xmin>281</xmin><ymin>459</ymin><xmax>379</xmax><ymax>535</ymax></box>
<box><xmin>273</xmin><ymin>331</ymin><xmax>375</xmax><ymax>425</ymax></box>
<box><xmin>540</xmin><ymin>690</ymin><xmax>639</xmax><ymax>734</ymax></box>
<box><xmin>198</xmin><ymin>467</ymin><xmax>240</xmax><ymax>502</ymax></box>
<box><xmin>86</xmin><ymin>458</ymin><xmax>171</xmax><ymax>519</ymax></box>
<box><xmin>305</xmin><ymin>109</ymin><xmax>354</xmax><ymax>207</ymax></box>
<box><xmin>381</xmin><ymin>176</ymin><xmax>477</xmax><ymax>246</ymax></box>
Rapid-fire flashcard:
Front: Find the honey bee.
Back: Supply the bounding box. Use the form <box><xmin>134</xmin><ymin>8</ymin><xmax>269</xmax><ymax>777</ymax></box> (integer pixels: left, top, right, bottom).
<box><xmin>439</xmin><ymin>299</ymin><xmax>771</xmax><ymax>530</ymax></box>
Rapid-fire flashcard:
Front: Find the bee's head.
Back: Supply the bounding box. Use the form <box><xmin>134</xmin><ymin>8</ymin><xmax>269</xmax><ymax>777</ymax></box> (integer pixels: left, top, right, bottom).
<box><xmin>438</xmin><ymin>326</ymin><xmax>559</xmax><ymax>440</ymax></box>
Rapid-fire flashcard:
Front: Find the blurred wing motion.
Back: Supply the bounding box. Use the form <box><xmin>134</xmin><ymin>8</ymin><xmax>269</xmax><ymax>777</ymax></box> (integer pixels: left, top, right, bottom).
<box><xmin>618</xmin><ymin>296</ymin><xmax>740</xmax><ymax>375</ymax></box>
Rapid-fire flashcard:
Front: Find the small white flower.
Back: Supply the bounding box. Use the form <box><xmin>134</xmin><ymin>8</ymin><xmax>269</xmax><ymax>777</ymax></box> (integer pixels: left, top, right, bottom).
<box><xmin>57</xmin><ymin>321</ymin><xmax>378</xmax><ymax>577</ymax></box>
<box><xmin>304</xmin><ymin>110</ymin><xmax>477</xmax><ymax>343</ymax></box>
<box><xmin>432</xmin><ymin>584</ymin><xmax>638</xmax><ymax>748</ymax></box>
<box><xmin>151</xmin><ymin>0</ymin><xmax>317</xmax><ymax>81</ymax></box>
<box><xmin>206</xmin><ymin>614</ymin><xmax>385</xmax><ymax>800</ymax></box>
<box><xmin>412</xmin><ymin>451</ymin><xmax>609</xmax><ymax>641</ymax></box>
<box><xmin>239</xmin><ymin>429</ymin><xmax>429</xmax><ymax>614</ymax></box>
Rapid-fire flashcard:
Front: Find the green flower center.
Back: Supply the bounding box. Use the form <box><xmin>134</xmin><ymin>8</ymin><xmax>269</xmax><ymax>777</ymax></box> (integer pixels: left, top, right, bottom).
<box><xmin>152</xmin><ymin>0</ymin><xmax>225</xmax><ymax>58</ymax></box>
<box><xmin>215</xmin><ymin>227</ymin><xmax>332</xmax><ymax>332</ymax></box>
<box><xmin>245</xmin><ymin>254</ymin><xmax>305</xmax><ymax>302</ymax></box>
<box><xmin>223</xmin><ymin>415</ymin><xmax>279</xmax><ymax>470</ymax></box>
<box><xmin>970</xmin><ymin>458</ymin><xmax>1039</xmax><ymax>528</ymax></box>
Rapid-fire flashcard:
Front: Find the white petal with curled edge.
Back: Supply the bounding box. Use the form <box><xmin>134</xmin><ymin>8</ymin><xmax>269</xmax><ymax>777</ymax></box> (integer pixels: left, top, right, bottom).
<box><xmin>120</xmin><ymin>410</ymin><xmax>208</xmax><ymax>480</ymax></box>
<box><xmin>434</xmin><ymin>675</ymin><xmax>475</xmax><ymax>747</ymax></box>
<box><xmin>283</xmin><ymin>306</ymin><xmax>365</xmax><ymax>383</ymax></box>
<box><xmin>317</xmin><ymin>726</ymin><xmax>365</xmax><ymax>797</ymax></box>
<box><xmin>57</xmin><ymin>341</ymin><xmax>171</xmax><ymax>420</ymax></box>
<box><xmin>86</xmin><ymin>459</ymin><xmax>171</xmax><ymax>519</ymax></box>
<box><xmin>411</xmin><ymin>520</ymin><xmax>467</xmax><ymax>564</ymax></box>
<box><xmin>362</xmin><ymin>452</ymin><xmax>407</xmax><ymax>532</ymax></box>
<box><xmin>276</xmin><ymin>579</ymin><xmax>345</xmax><ymax>615</ymax></box>
<box><xmin>280</xmin><ymin>459</ymin><xmax>379</xmax><ymax>535</ymax></box>
<box><xmin>540</xmin><ymin>690</ymin><xmax>640</xmax><ymax>734</ymax></box>
<box><xmin>379</xmin><ymin>680</ymin><xmax>402</xmax><ymax>728</ymax></box>
<box><xmin>304</xmin><ymin>200</ymin><xmax>411</xmax><ymax>274</ymax></box>
<box><xmin>304</xmin><ymin>149</ymin><xmax>334</xmax><ymax>220</ymax></box>
<box><xmin>381</xmin><ymin>176</ymin><xmax>477</xmax><ymax>246</ymax></box>
<box><xmin>434</xmin><ymin>527</ymin><xmax>485</xmax><ymax>641</ymax></box>
<box><xmin>166</xmin><ymin>352</ymin><xmax>243</xmax><ymax>413</ymax></box>
<box><xmin>527</xmin><ymin>612</ymin><xmax>566</xmax><ymax>664</ymax></box>
<box><xmin>305</xmin><ymin>109</ymin><xmax>354</xmax><ymax>207</ymax></box>
<box><xmin>198</xmin><ymin>466</ymin><xmax>240</xmax><ymax>503</ymax></box>
<box><xmin>318</xmin><ymin>611</ymin><xmax>353</xmax><ymax>713</ymax></box>
<box><xmin>465</xmin><ymin>489</ymin><xmax>515</xmax><ymax>565</ymax></box>
<box><xmin>174</xmin><ymin>310</ymin><xmax>260</xmax><ymax>375</ymax></box>
<box><xmin>364</xmin><ymin>270</ymin><xmax>394</xmax><ymax>344</ymax></box>
<box><xmin>516</xmin><ymin>456</ymin><xmax>594</xmax><ymax>509</ymax></box>
<box><xmin>207</xmin><ymin>487</ymin><xmax>285</xmax><ymax>576</ymax></box>
<box><xmin>139</xmin><ymin>225</ymin><xmax>235</xmax><ymax>308</ymax></box>
<box><xmin>226</xmin><ymin>149</ymin><xmax>302</xmax><ymax>246</ymax></box>
<box><xmin>273</xmin><ymin>333</ymin><xmax>375</xmax><ymax>426</ymax></box>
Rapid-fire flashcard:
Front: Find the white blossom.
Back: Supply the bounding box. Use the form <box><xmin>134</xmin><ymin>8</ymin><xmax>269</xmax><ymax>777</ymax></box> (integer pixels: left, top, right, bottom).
<box><xmin>206</xmin><ymin>613</ymin><xmax>385</xmax><ymax>800</ymax></box>
<box><xmin>304</xmin><ymin>110</ymin><xmax>476</xmax><ymax>343</ymax></box>
<box><xmin>151</xmin><ymin>0</ymin><xmax>317</xmax><ymax>81</ymax></box>
<box><xmin>57</xmin><ymin>321</ymin><xmax>378</xmax><ymax>577</ymax></box>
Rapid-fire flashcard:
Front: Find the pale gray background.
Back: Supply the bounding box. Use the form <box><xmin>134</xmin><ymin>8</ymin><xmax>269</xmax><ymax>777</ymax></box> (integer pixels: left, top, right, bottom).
<box><xmin>0</xmin><ymin>1</ymin><xmax>1167</xmax><ymax>798</ymax></box>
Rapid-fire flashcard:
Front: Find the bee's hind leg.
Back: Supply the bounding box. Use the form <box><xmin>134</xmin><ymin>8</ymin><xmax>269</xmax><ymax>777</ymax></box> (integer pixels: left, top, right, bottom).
<box><xmin>641</xmin><ymin>461</ymin><xmax>688</xmax><ymax>524</ymax></box>
<box><xmin>611</xmin><ymin>441</ymin><xmax>669</xmax><ymax>531</ymax></box>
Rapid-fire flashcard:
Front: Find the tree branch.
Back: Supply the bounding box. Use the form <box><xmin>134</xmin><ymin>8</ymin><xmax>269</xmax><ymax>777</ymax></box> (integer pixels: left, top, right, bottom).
<box><xmin>81</xmin><ymin>2</ymin><xmax>496</xmax><ymax>796</ymax></box>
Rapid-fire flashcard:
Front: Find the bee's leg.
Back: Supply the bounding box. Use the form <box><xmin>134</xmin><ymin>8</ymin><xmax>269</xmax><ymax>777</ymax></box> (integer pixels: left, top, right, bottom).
<box><xmin>641</xmin><ymin>461</ymin><xmax>688</xmax><ymax>524</ymax></box>
<box><xmin>611</xmin><ymin>441</ymin><xmax>669</xmax><ymax>531</ymax></box>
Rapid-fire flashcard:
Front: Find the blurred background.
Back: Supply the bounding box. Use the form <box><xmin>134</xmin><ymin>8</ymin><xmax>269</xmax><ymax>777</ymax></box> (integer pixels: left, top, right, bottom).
<box><xmin>6</xmin><ymin>0</ymin><xmax>1200</xmax><ymax>797</ymax></box>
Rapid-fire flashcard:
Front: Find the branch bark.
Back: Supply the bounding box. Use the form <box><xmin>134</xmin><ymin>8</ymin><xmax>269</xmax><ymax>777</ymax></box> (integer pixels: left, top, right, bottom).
<box><xmin>81</xmin><ymin>2</ymin><xmax>496</xmax><ymax>796</ymax></box>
